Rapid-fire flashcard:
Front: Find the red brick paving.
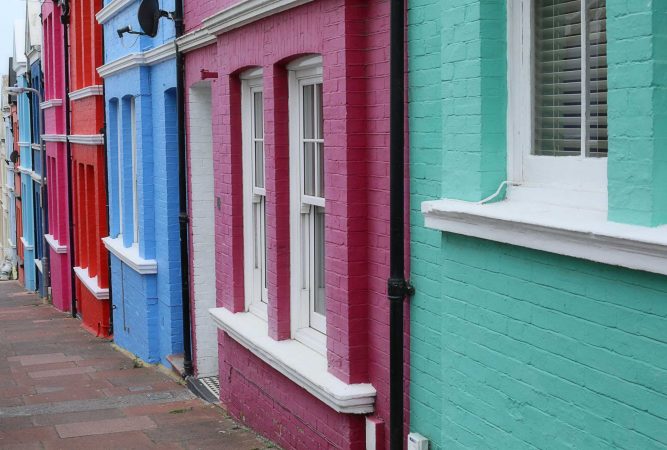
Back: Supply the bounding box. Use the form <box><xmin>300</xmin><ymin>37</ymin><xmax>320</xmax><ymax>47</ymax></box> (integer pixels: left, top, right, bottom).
<box><xmin>0</xmin><ymin>281</ymin><xmax>276</xmax><ymax>449</ymax></box>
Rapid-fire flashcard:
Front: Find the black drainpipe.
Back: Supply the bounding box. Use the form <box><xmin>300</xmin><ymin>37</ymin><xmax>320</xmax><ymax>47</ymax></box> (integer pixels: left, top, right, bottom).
<box><xmin>388</xmin><ymin>0</ymin><xmax>413</xmax><ymax>449</ymax></box>
<box><xmin>174</xmin><ymin>0</ymin><xmax>193</xmax><ymax>377</ymax></box>
<box><xmin>59</xmin><ymin>0</ymin><xmax>77</xmax><ymax>319</ymax></box>
<box><xmin>100</xmin><ymin>13</ymin><xmax>113</xmax><ymax>336</ymax></box>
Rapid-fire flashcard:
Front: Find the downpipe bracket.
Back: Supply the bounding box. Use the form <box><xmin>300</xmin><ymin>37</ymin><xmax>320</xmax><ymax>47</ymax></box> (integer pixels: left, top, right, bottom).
<box><xmin>387</xmin><ymin>278</ymin><xmax>415</xmax><ymax>301</ymax></box>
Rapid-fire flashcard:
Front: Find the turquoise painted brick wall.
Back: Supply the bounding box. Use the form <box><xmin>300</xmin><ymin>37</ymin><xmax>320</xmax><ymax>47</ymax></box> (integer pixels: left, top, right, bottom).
<box><xmin>440</xmin><ymin>0</ymin><xmax>506</xmax><ymax>201</ymax></box>
<box><xmin>409</xmin><ymin>0</ymin><xmax>667</xmax><ymax>448</ymax></box>
<box><xmin>607</xmin><ymin>1</ymin><xmax>667</xmax><ymax>226</ymax></box>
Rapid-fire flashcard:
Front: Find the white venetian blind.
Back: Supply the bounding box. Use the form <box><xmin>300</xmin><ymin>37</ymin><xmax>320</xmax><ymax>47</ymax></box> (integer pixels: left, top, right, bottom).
<box><xmin>534</xmin><ymin>0</ymin><xmax>607</xmax><ymax>157</ymax></box>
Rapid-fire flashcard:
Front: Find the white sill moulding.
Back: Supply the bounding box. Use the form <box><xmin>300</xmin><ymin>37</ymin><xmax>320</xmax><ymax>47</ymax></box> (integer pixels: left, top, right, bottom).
<box><xmin>422</xmin><ymin>198</ymin><xmax>667</xmax><ymax>276</ymax></box>
<box><xmin>74</xmin><ymin>266</ymin><xmax>109</xmax><ymax>300</ymax></box>
<box><xmin>209</xmin><ymin>308</ymin><xmax>376</xmax><ymax>414</ymax></box>
<box><xmin>44</xmin><ymin>234</ymin><xmax>67</xmax><ymax>254</ymax></box>
<box><xmin>102</xmin><ymin>236</ymin><xmax>157</xmax><ymax>275</ymax></box>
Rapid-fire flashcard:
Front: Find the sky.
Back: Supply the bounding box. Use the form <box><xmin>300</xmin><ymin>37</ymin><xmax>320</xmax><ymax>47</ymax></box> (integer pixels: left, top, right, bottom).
<box><xmin>0</xmin><ymin>0</ymin><xmax>29</xmax><ymax>77</ymax></box>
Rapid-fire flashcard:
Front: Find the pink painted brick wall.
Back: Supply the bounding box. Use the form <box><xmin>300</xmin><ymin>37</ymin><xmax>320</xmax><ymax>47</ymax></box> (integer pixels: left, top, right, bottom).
<box><xmin>184</xmin><ymin>0</ymin><xmax>408</xmax><ymax>448</ymax></box>
<box><xmin>43</xmin><ymin>1</ymin><xmax>72</xmax><ymax>313</ymax></box>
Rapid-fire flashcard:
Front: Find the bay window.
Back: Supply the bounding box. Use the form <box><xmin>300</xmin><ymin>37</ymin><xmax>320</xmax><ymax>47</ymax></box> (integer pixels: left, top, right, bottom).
<box><xmin>241</xmin><ymin>69</ymin><xmax>268</xmax><ymax>319</ymax></box>
<box><xmin>289</xmin><ymin>56</ymin><xmax>326</xmax><ymax>351</ymax></box>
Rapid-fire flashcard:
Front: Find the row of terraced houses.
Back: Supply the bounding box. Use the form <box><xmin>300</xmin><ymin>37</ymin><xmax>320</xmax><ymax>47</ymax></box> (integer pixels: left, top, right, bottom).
<box><xmin>1</xmin><ymin>0</ymin><xmax>666</xmax><ymax>449</ymax></box>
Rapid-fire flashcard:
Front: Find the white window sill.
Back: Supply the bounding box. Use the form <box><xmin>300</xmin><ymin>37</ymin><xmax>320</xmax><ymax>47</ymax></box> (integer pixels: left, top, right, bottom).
<box><xmin>102</xmin><ymin>236</ymin><xmax>157</xmax><ymax>275</ymax></box>
<box><xmin>20</xmin><ymin>236</ymin><xmax>33</xmax><ymax>251</ymax></box>
<box><xmin>74</xmin><ymin>266</ymin><xmax>109</xmax><ymax>300</ymax></box>
<box><xmin>35</xmin><ymin>259</ymin><xmax>42</xmax><ymax>273</ymax></box>
<box><xmin>209</xmin><ymin>307</ymin><xmax>376</xmax><ymax>414</ymax></box>
<box><xmin>45</xmin><ymin>234</ymin><xmax>67</xmax><ymax>254</ymax></box>
<box><xmin>422</xmin><ymin>198</ymin><xmax>667</xmax><ymax>276</ymax></box>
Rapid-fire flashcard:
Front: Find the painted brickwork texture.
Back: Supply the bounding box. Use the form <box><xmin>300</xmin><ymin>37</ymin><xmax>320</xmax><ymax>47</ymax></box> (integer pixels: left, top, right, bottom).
<box><xmin>42</xmin><ymin>0</ymin><xmax>72</xmax><ymax>312</ymax></box>
<box><xmin>607</xmin><ymin>2</ymin><xmax>667</xmax><ymax>226</ymax></box>
<box><xmin>103</xmin><ymin>0</ymin><xmax>182</xmax><ymax>366</ymax></box>
<box><xmin>69</xmin><ymin>0</ymin><xmax>111</xmax><ymax>336</ymax></box>
<box><xmin>409</xmin><ymin>1</ymin><xmax>667</xmax><ymax>449</ymax></box>
<box><xmin>184</xmin><ymin>0</ymin><xmax>405</xmax><ymax>448</ymax></box>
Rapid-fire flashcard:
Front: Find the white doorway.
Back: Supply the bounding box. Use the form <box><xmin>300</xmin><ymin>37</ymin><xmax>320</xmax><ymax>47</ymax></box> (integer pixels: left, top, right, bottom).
<box><xmin>188</xmin><ymin>82</ymin><xmax>217</xmax><ymax>378</ymax></box>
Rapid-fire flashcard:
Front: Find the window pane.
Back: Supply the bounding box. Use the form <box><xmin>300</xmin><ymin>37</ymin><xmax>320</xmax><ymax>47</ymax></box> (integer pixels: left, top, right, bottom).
<box><xmin>254</xmin><ymin>141</ymin><xmax>264</xmax><ymax>189</ymax></box>
<box><xmin>588</xmin><ymin>0</ymin><xmax>607</xmax><ymax>156</ymax></box>
<box><xmin>314</xmin><ymin>206</ymin><xmax>325</xmax><ymax>316</ymax></box>
<box><xmin>303</xmin><ymin>85</ymin><xmax>315</xmax><ymax>139</ymax></box>
<box><xmin>253</xmin><ymin>91</ymin><xmax>263</xmax><ymax>139</ymax></box>
<box><xmin>316</xmin><ymin>83</ymin><xmax>323</xmax><ymax>140</ymax></box>
<box><xmin>317</xmin><ymin>143</ymin><xmax>324</xmax><ymax>197</ymax></box>
<box><xmin>303</xmin><ymin>142</ymin><xmax>315</xmax><ymax>196</ymax></box>
<box><xmin>534</xmin><ymin>0</ymin><xmax>582</xmax><ymax>156</ymax></box>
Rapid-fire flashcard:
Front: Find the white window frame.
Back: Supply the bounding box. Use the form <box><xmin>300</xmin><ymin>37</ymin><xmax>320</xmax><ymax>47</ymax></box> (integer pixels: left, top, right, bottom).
<box><xmin>130</xmin><ymin>97</ymin><xmax>139</xmax><ymax>244</ymax></box>
<box><xmin>288</xmin><ymin>55</ymin><xmax>326</xmax><ymax>354</ymax></box>
<box><xmin>241</xmin><ymin>68</ymin><xmax>268</xmax><ymax>321</ymax></box>
<box><xmin>507</xmin><ymin>0</ymin><xmax>607</xmax><ymax>210</ymax></box>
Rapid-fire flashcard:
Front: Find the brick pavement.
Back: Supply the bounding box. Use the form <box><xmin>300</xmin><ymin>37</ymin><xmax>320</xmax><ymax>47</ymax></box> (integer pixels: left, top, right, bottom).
<box><xmin>0</xmin><ymin>281</ymin><xmax>276</xmax><ymax>450</ymax></box>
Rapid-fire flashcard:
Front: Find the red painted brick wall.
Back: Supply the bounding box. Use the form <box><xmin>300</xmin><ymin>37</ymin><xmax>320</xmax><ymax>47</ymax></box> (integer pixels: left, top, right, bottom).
<box><xmin>69</xmin><ymin>0</ymin><xmax>103</xmax><ymax>92</ymax></box>
<box><xmin>184</xmin><ymin>0</ymin><xmax>408</xmax><ymax>448</ymax></box>
<box><xmin>68</xmin><ymin>0</ymin><xmax>109</xmax><ymax>335</ymax></box>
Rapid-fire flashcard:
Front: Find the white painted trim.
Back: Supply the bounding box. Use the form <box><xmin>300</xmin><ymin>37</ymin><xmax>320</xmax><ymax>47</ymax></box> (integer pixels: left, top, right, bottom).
<box><xmin>289</xmin><ymin>64</ymin><xmax>326</xmax><ymax>352</ymax></box>
<box><xmin>42</xmin><ymin>134</ymin><xmax>68</xmax><ymax>143</ymax></box>
<box><xmin>20</xmin><ymin>236</ymin><xmax>33</xmax><ymax>251</ymax></box>
<box><xmin>102</xmin><ymin>236</ymin><xmax>158</xmax><ymax>275</ymax></box>
<box><xmin>31</xmin><ymin>144</ymin><xmax>41</xmax><ymax>151</ymax></box>
<box><xmin>241</xmin><ymin>73</ymin><xmax>268</xmax><ymax>320</ymax></box>
<box><xmin>35</xmin><ymin>258</ymin><xmax>42</xmax><ymax>273</ymax></box>
<box><xmin>507</xmin><ymin>0</ymin><xmax>607</xmax><ymax>203</ymax></box>
<box><xmin>286</xmin><ymin>55</ymin><xmax>322</xmax><ymax>71</ymax></box>
<box><xmin>18</xmin><ymin>166</ymin><xmax>32</xmax><ymax>175</ymax></box>
<box><xmin>203</xmin><ymin>0</ymin><xmax>314</xmax><ymax>36</ymax></box>
<box><xmin>69</xmin><ymin>85</ymin><xmax>104</xmax><ymax>101</ymax></box>
<box><xmin>18</xmin><ymin>142</ymin><xmax>31</xmax><ymax>147</ymax></box>
<box><xmin>96</xmin><ymin>0</ymin><xmax>134</xmax><ymax>24</ymax></box>
<box><xmin>176</xmin><ymin>28</ymin><xmax>216</xmax><ymax>53</ymax></box>
<box><xmin>68</xmin><ymin>135</ymin><xmax>105</xmax><ymax>145</ymax></box>
<box><xmin>45</xmin><ymin>234</ymin><xmax>67</xmax><ymax>254</ymax></box>
<box><xmin>74</xmin><ymin>266</ymin><xmax>109</xmax><ymax>300</ymax></box>
<box><xmin>27</xmin><ymin>48</ymin><xmax>40</xmax><ymax>66</ymax></box>
<box><xmin>97</xmin><ymin>43</ymin><xmax>177</xmax><ymax>78</ymax></box>
<box><xmin>422</xmin><ymin>197</ymin><xmax>667</xmax><ymax>276</ymax></box>
<box><xmin>177</xmin><ymin>0</ymin><xmax>316</xmax><ymax>54</ymax></box>
<box><xmin>29</xmin><ymin>171</ymin><xmax>41</xmax><ymax>183</ymax></box>
<box><xmin>40</xmin><ymin>99</ymin><xmax>62</xmax><ymax>110</ymax></box>
<box><xmin>209</xmin><ymin>308</ymin><xmax>376</xmax><ymax>414</ymax></box>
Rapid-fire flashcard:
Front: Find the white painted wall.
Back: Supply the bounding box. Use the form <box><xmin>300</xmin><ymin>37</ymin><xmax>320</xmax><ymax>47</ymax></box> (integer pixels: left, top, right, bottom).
<box><xmin>188</xmin><ymin>83</ymin><xmax>217</xmax><ymax>378</ymax></box>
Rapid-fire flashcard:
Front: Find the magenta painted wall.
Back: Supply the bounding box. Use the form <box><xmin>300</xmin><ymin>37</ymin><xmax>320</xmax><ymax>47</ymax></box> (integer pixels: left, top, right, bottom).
<box><xmin>184</xmin><ymin>0</ymin><xmax>409</xmax><ymax>448</ymax></box>
<box><xmin>42</xmin><ymin>1</ymin><xmax>72</xmax><ymax>313</ymax></box>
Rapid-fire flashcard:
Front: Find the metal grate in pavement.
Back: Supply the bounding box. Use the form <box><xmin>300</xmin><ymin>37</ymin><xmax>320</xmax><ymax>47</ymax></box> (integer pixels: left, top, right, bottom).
<box><xmin>199</xmin><ymin>376</ymin><xmax>220</xmax><ymax>399</ymax></box>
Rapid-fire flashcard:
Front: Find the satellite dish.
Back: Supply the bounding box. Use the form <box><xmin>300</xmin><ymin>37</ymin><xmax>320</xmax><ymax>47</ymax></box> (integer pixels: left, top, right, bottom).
<box><xmin>138</xmin><ymin>0</ymin><xmax>161</xmax><ymax>38</ymax></box>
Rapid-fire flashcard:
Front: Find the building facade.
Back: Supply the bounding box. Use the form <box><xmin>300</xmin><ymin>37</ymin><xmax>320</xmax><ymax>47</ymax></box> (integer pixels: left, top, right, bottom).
<box><xmin>98</xmin><ymin>0</ymin><xmax>184</xmax><ymax>365</ymax></box>
<box><xmin>409</xmin><ymin>1</ymin><xmax>667</xmax><ymax>448</ymax></box>
<box><xmin>69</xmin><ymin>0</ymin><xmax>111</xmax><ymax>337</ymax></box>
<box><xmin>14</xmin><ymin>15</ymin><xmax>36</xmax><ymax>292</ymax></box>
<box><xmin>181</xmin><ymin>0</ymin><xmax>408</xmax><ymax>448</ymax></box>
<box><xmin>27</xmin><ymin>24</ymin><xmax>46</xmax><ymax>298</ymax></box>
<box><xmin>41</xmin><ymin>0</ymin><xmax>72</xmax><ymax>312</ymax></box>
<box><xmin>0</xmin><ymin>74</ymin><xmax>12</xmax><ymax>270</ymax></box>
